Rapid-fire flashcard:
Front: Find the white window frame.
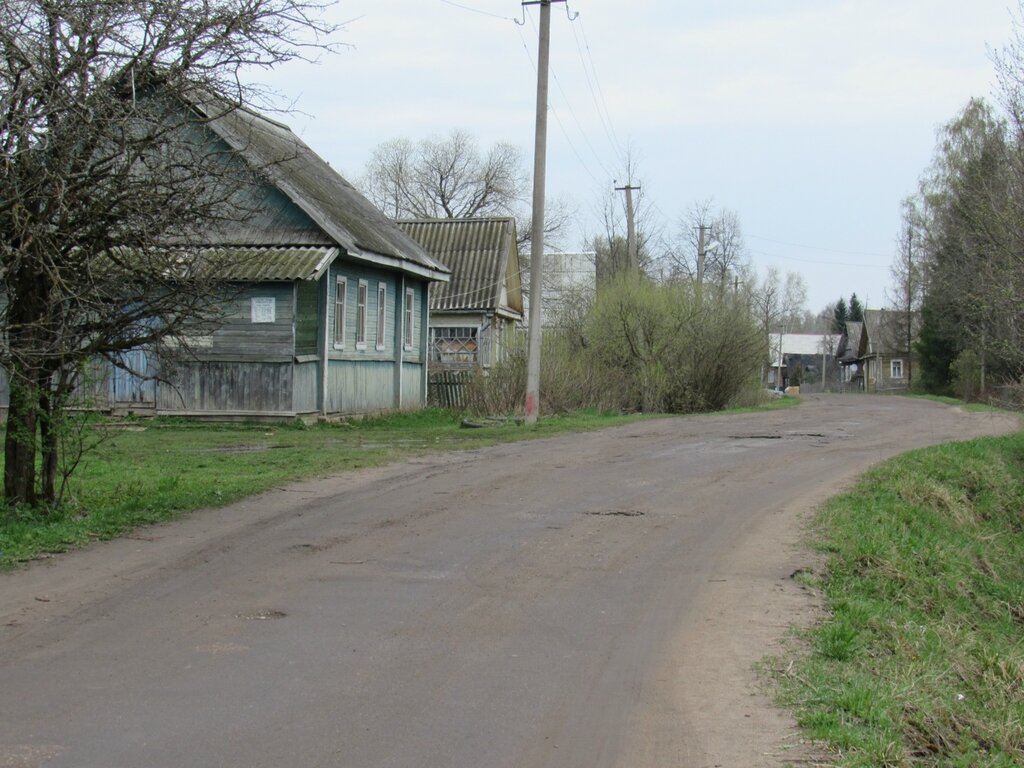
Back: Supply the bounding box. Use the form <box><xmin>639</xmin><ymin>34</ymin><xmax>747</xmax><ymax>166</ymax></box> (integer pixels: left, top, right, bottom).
<box><xmin>356</xmin><ymin>280</ymin><xmax>368</xmax><ymax>349</ymax></box>
<box><xmin>333</xmin><ymin>276</ymin><xmax>347</xmax><ymax>349</ymax></box>
<box><xmin>376</xmin><ymin>282</ymin><xmax>387</xmax><ymax>351</ymax></box>
<box><xmin>404</xmin><ymin>287</ymin><xmax>415</xmax><ymax>351</ymax></box>
<box><xmin>891</xmin><ymin>358</ymin><xmax>904</xmax><ymax>379</ymax></box>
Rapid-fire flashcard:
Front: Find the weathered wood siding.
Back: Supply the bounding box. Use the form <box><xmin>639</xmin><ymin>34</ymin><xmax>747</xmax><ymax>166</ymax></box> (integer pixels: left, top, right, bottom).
<box><xmin>294</xmin><ymin>281</ymin><xmax>320</xmax><ymax>357</ymax></box>
<box><xmin>292</xmin><ymin>361</ymin><xmax>319</xmax><ymax>413</ymax></box>
<box><xmin>326</xmin><ymin>360</ymin><xmax>394</xmax><ymax>413</ymax></box>
<box><xmin>328</xmin><ymin>261</ymin><xmax>398</xmax><ymax>363</ymax></box>
<box><xmin>402</xmin><ymin>363</ymin><xmax>424</xmax><ymax>407</ymax></box>
<box><xmin>200</xmin><ymin>283</ymin><xmax>295</xmax><ymax>363</ymax></box>
<box><xmin>403</xmin><ymin>278</ymin><xmax>427</xmax><ymax>364</ymax></box>
<box><xmin>158</xmin><ymin>361</ymin><xmax>294</xmax><ymax>412</ymax></box>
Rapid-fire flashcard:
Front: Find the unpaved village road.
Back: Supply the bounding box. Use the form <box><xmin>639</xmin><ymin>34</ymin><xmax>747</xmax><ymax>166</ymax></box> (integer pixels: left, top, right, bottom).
<box><xmin>0</xmin><ymin>395</ymin><xmax>1018</xmax><ymax>768</ymax></box>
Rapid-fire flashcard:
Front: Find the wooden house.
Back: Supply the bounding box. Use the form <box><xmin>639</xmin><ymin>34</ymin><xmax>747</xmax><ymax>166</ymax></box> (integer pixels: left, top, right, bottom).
<box><xmin>397</xmin><ymin>218</ymin><xmax>523</xmax><ymax>369</ymax></box>
<box><xmin>837</xmin><ymin>310</ymin><xmax>919</xmax><ymax>392</ymax></box>
<box><xmin>859</xmin><ymin>309</ymin><xmax>919</xmax><ymax>392</ymax></box>
<box><xmin>112</xmin><ymin>100</ymin><xmax>450</xmax><ymax>419</ymax></box>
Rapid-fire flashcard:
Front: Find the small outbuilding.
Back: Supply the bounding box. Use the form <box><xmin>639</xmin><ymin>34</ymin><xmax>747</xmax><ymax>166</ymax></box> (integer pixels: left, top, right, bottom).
<box><xmin>397</xmin><ymin>217</ymin><xmax>523</xmax><ymax>370</ymax></box>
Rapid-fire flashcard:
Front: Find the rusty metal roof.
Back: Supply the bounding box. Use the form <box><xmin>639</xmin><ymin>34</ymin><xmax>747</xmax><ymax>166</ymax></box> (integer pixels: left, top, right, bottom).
<box><xmin>397</xmin><ymin>218</ymin><xmax>523</xmax><ymax>314</ymax></box>
<box><xmin>201</xmin><ymin>246</ymin><xmax>337</xmax><ymax>281</ymax></box>
<box><xmin>191</xmin><ymin>97</ymin><xmax>449</xmax><ymax>282</ymax></box>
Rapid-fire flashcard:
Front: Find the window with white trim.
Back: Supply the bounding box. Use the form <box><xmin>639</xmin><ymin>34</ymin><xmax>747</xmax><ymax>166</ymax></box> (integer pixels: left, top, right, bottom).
<box><xmin>404</xmin><ymin>288</ymin><xmax>415</xmax><ymax>351</ymax></box>
<box><xmin>333</xmin><ymin>277</ymin><xmax>347</xmax><ymax>348</ymax></box>
<box><xmin>356</xmin><ymin>280</ymin><xmax>368</xmax><ymax>348</ymax></box>
<box><xmin>376</xmin><ymin>282</ymin><xmax>387</xmax><ymax>350</ymax></box>
<box><xmin>891</xmin><ymin>358</ymin><xmax>904</xmax><ymax>379</ymax></box>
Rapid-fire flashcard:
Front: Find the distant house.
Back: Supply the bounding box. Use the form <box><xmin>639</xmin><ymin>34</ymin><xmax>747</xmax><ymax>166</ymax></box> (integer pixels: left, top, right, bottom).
<box><xmin>767</xmin><ymin>333</ymin><xmax>842</xmax><ymax>390</ymax></box>
<box><xmin>397</xmin><ymin>217</ymin><xmax>523</xmax><ymax>369</ymax></box>
<box><xmin>837</xmin><ymin>309</ymin><xmax>920</xmax><ymax>392</ymax></box>
<box><xmin>540</xmin><ymin>251</ymin><xmax>597</xmax><ymax>329</ymax></box>
<box><xmin>109</xmin><ymin>99</ymin><xmax>450</xmax><ymax>419</ymax></box>
<box><xmin>837</xmin><ymin>321</ymin><xmax>866</xmax><ymax>388</ymax></box>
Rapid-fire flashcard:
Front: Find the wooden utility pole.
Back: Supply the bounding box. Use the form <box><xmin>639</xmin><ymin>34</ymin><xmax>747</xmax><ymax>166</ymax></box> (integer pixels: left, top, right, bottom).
<box><xmin>524</xmin><ymin>0</ymin><xmax>559</xmax><ymax>425</ymax></box>
<box><xmin>615</xmin><ymin>183</ymin><xmax>640</xmax><ymax>271</ymax></box>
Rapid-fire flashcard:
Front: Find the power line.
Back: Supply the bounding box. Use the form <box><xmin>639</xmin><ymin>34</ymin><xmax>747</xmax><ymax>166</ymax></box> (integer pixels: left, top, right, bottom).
<box><xmin>437</xmin><ymin>0</ymin><xmax>517</xmax><ymax>22</ymax></box>
<box><xmin>572</xmin><ymin>16</ymin><xmax>623</xmax><ymax>158</ymax></box>
<box><xmin>747</xmin><ymin>247</ymin><xmax>889</xmax><ymax>269</ymax></box>
<box><xmin>515</xmin><ymin>14</ymin><xmax>606</xmax><ymax>187</ymax></box>
<box><xmin>746</xmin><ymin>233</ymin><xmax>892</xmax><ymax>260</ymax></box>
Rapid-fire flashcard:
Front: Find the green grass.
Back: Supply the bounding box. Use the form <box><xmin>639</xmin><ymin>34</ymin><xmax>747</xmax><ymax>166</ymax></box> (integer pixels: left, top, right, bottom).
<box><xmin>724</xmin><ymin>394</ymin><xmax>801</xmax><ymax>415</ymax></box>
<box><xmin>0</xmin><ymin>408</ymin><xmax>651</xmax><ymax>568</ymax></box>
<box><xmin>773</xmin><ymin>433</ymin><xmax>1024</xmax><ymax>767</ymax></box>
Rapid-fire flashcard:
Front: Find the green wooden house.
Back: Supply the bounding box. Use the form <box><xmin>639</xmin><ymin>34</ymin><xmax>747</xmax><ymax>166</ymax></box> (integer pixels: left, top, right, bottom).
<box><xmin>113</xmin><ymin>100</ymin><xmax>450</xmax><ymax>419</ymax></box>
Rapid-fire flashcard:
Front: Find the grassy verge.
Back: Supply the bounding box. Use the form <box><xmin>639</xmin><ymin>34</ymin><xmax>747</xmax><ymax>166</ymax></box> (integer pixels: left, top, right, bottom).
<box><xmin>903</xmin><ymin>393</ymin><xmax>1010</xmax><ymax>414</ymax></box>
<box><xmin>773</xmin><ymin>433</ymin><xmax>1024</xmax><ymax>767</ymax></box>
<box><xmin>0</xmin><ymin>408</ymin><xmax>654</xmax><ymax>568</ymax></box>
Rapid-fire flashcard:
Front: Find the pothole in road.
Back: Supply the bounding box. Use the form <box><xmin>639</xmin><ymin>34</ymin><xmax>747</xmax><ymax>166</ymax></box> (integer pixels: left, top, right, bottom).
<box><xmin>236</xmin><ymin>609</ymin><xmax>287</xmax><ymax>621</ymax></box>
<box><xmin>728</xmin><ymin>432</ymin><xmax>834</xmax><ymax>440</ymax></box>
<box><xmin>586</xmin><ymin>509</ymin><xmax>645</xmax><ymax>517</ymax></box>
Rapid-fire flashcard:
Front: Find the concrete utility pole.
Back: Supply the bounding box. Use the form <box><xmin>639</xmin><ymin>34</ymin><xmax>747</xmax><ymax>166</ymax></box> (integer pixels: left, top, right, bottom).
<box><xmin>695</xmin><ymin>224</ymin><xmax>711</xmax><ymax>285</ymax></box>
<box><xmin>524</xmin><ymin>0</ymin><xmax>562</xmax><ymax>426</ymax></box>
<box><xmin>615</xmin><ymin>183</ymin><xmax>641</xmax><ymax>272</ymax></box>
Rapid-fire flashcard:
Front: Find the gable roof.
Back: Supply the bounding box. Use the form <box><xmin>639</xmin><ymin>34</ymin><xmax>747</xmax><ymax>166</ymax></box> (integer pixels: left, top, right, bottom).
<box><xmin>397</xmin><ymin>217</ymin><xmax>523</xmax><ymax>316</ymax></box>
<box><xmin>192</xmin><ymin>98</ymin><xmax>449</xmax><ymax>282</ymax></box>
<box><xmin>862</xmin><ymin>308</ymin><xmax>920</xmax><ymax>355</ymax></box>
<box><xmin>838</xmin><ymin>321</ymin><xmax>865</xmax><ymax>364</ymax></box>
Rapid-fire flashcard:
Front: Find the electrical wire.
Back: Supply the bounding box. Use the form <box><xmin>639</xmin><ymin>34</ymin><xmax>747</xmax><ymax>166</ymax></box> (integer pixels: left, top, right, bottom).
<box><xmin>514</xmin><ymin>15</ymin><xmax>607</xmax><ymax>188</ymax></box>
<box><xmin>746</xmin><ymin>247</ymin><xmax>889</xmax><ymax>269</ymax></box>
<box><xmin>572</xmin><ymin>16</ymin><xmax>624</xmax><ymax>158</ymax></box>
<box><xmin>436</xmin><ymin>0</ymin><xmax>517</xmax><ymax>22</ymax></box>
<box><xmin>746</xmin><ymin>232</ymin><xmax>892</xmax><ymax>260</ymax></box>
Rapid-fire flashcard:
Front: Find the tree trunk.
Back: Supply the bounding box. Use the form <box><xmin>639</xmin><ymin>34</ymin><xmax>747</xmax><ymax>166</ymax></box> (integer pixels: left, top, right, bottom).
<box><xmin>39</xmin><ymin>388</ymin><xmax>59</xmax><ymax>505</ymax></box>
<box><xmin>4</xmin><ymin>260</ymin><xmax>52</xmax><ymax>507</ymax></box>
<box><xmin>4</xmin><ymin>372</ymin><xmax>39</xmax><ymax>507</ymax></box>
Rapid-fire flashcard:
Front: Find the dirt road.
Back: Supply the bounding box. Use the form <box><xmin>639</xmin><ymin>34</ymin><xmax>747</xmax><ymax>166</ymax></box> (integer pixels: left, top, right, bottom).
<box><xmin>0</xmin><ymin>395</ymin><xmax>1017</xmax><ymax>768</ymax></box>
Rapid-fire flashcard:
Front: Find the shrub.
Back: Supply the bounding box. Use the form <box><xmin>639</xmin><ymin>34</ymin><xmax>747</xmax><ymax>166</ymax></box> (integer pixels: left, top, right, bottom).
<box><xmin>465</xmin><ymin>275</ymin><xmax>766</xmax><ymax>416</ymax></box>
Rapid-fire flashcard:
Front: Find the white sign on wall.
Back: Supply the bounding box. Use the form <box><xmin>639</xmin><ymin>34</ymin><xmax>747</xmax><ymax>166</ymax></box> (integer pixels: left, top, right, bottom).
<box><xmin>251</xmin><ymin>297</ymin><xmax>276</xmax><ymax>324</ymax></box>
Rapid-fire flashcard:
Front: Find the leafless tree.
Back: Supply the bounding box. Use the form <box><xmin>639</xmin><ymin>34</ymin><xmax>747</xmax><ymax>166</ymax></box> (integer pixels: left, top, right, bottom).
<box><xmin>750</xmin><ymin>267</ymin><xmax>807</xmax><ymax>385</ymax></box>
<box><xmin>360</xmin><ymin>130</ymin><xmax>573</xmax><ymax>255</ymax></box>
<box><xmin>0</xmin><ymin>0</ymin><xmax>339</xmax><ymax>506</ymax></box>
<box><xmin>885</xmin><ymin>197</ymin><xmax>925</xmax><ymax>386</ymax></box>
<box><xmin>363</xmin><ymin>131</ymin><xmax>525</xmax><ymax>220</ymax></box>
<box><xmin>666</xmin><ymin>200</ymin><xmax>750</xmax><ymax>287</ymax></box>
<box><xmin>588</xmin><ymin>151</ymin><xmax>666</xmax><ymax>285</ymax></box>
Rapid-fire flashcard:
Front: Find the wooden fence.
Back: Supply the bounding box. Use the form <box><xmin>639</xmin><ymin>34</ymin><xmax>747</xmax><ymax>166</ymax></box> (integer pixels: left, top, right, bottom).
<box><xmin>428</xmin><ymin>369</ymin><xmax>474</xmax><ymax>410</ymax></box>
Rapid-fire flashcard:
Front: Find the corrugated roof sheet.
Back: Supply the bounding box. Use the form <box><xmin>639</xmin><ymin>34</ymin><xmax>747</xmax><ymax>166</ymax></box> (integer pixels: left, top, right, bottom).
<box><xmin>203</xmin><ymin>246</ymin><xmax>337</xmax><ymax>281</ymax></box>
<box><xmin>397</xmin><ymin>218</ymin><xmax>521</xmax><ymax>313</ymax></box>
<box><xmin>190</xmin><ymin>96</ymin><xmax>448</xmax><ymax>280</ymax></box>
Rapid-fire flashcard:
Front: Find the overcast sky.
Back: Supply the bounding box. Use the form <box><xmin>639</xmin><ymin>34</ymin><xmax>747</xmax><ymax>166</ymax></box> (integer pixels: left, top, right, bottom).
<box><xmin>255</xmin><ymin>0</ymin><xmax>1017</xmax><ymax>314</ymax></box>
